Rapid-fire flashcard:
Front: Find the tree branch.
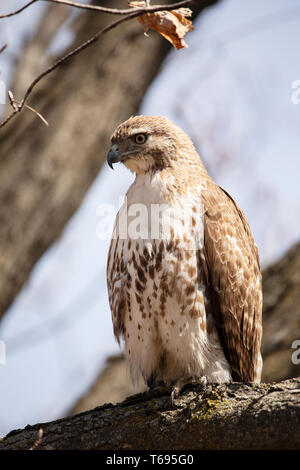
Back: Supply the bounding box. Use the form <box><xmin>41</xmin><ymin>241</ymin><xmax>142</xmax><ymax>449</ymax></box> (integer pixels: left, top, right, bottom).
<box><xmin>0</xmin><ymin>0</ymin><xmax>196</xmax><ymax>129</ymax></box>
<box><xmin>1</xmin><ymin>379</ymin><xmax>300</xmax><ymax>450</ymax></box>
<box><xmin>0</xmin><ymin>0</ymin><xmax>38</xmax><ymax>18</ymax></box>
<box><xmin>0</xmin><ymin>0</ymin><xmax>195</xmax><ymax>19</ymax></box>
<box><xmin>0</xmin><ymin>43</ymin><xmax>8</xmax><ymax>54</ymax></box>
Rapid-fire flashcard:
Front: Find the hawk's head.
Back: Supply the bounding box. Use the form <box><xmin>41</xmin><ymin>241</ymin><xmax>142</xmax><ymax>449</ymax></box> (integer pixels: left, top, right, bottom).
<box><xmin>107</xmin><ymin>115</ymin><xmax>198</xmax><ymax>174</ymax></box>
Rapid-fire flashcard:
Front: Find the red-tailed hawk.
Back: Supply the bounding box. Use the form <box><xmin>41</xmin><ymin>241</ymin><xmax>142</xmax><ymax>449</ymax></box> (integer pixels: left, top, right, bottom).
<box><xmin>106</xmin><ymin>115</ymin><xmax>262</xmax><ymax>396</ymax></box>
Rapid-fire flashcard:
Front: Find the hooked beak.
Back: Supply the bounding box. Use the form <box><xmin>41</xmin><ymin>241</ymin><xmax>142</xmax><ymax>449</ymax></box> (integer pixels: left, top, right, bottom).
<box><xmin>107</xmin><ymin>144</ymin><xmax>125</xmax><ymax>169</ymax></box>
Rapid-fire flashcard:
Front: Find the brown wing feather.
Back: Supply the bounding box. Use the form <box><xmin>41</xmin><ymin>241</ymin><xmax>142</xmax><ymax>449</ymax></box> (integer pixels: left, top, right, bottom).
<box><xmin>107</xmin><ymin>233</ymin><xmax>127</xmax><ymax>345</ymax></box>
<box><xmin>201</xmin><ymin>182</ymin><xmax>262</xmax><ymax>382</ymax></box>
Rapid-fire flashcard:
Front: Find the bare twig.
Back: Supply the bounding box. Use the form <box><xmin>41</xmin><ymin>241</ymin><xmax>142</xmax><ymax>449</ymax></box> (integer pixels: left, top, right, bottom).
<box><xmin>7</xmin><ymin>91</ymin><xmax>18</xmax><ymax>111</ymax></box>
<box><xmin>0</xmin><ymin>43</ymin><xmax>8</xmax><ymax>54</ymax></box>
<box><xmin>23</xmin><ymin>104</ymin><xmax>49</xmax><ymax>126</ymax></box>
<box><xmin>0</xmin><ymin>0</ymin><xmax>38</xmax><ymax>18</ymax></box>
<box><xmin>0</xmin><ymin>0</ymin><xmax>195</xmax><ymax>19</ymax></box>
<box><xmin>6</xmin><ymin>90</ymin><xmax>49</xmax><ymax>127</ymax></box>
<box><xmin>0</xmin><ymin>0</ymin><xmax>196</xmax><ymax>129</ymax></box>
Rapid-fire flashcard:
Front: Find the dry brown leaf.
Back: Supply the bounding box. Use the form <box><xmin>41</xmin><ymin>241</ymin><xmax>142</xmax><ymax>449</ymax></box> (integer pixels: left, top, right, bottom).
<box><xmin>128</xmin><ymin>1</ymin><xmax>194</xmax><ymax>49</ymax></box>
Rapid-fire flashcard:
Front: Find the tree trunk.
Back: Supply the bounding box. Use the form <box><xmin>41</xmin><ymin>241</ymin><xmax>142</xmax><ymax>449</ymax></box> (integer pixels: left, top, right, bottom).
<box><xmin>1</xmin><ymin>378</ymin><xmax>300</xmax><ymax>450</ymax></box>
<box><xmin>0</xmin><ymin>0</ymin><xmax>220</xmax><ymax>319</ymax></box>
<box><xmin>261</xmin><ymin>242</ymin><xmax>300</xmax><ymax>382</ymax></box>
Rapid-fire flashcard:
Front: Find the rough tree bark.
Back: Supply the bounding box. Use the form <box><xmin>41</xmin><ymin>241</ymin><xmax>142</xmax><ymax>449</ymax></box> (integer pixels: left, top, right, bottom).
<box><xmin>0</xmin><ymin>0</ymin><xmax>219</xmax><ymax>320</ymax></box>
<box><xmin>1</xmin><ymin>379</ymin><xmax>300</xmax><ymax>450</ymax></box>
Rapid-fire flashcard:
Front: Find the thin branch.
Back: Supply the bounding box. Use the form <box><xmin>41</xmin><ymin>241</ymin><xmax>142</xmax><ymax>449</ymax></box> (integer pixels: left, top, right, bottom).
<box><xmin>3</xmin><ymin>90</ymin><xmax>48</xmax><ymax>128</ymax></box>
<box><xmin>0</xmin><ymin>0</ymin><xmax>196</xmax><ymax>129</ymax></box>
<box><xmin>0</xmin><ymin>43</ymin><xmax>8</xmax><ymax>54</ymax></box>
<box><xmin>23</xmin><ymin>104</ymin><xmax>49</xmax><ymax>126</ymax></box>
<box><xmin>0</xmin><ymin>0</ymin><xmax>38</xmax><ymax>18</ymax></box>
<box><xmin>0</xmin><ymin>108</ymin><xmax>19</xmax><ymax>129</ymax></box>
<box><xmin>0</xmin><ymin>0</ymin><xmax>195</xmax><ymax>19</ymax></box>
<box><xmin>8</xmin><ymin>90</ymin><xmax>48</xmax><ymax>125</ymax></box>
<box><xmin>7</xmin><ymin>91</ymin><xmax>18</xmax><ymax>111</ymax></box>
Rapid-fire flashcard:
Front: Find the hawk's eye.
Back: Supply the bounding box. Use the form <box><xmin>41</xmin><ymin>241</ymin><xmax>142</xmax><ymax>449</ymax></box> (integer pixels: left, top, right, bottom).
<box><xmin>134</xmin><ymin>134</ymin><xmax>147</xmax><ymax>144</ymax></box>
